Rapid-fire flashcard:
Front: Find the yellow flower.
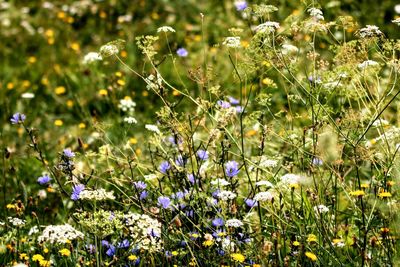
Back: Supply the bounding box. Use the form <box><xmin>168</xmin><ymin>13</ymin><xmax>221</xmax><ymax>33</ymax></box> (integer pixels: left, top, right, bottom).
<box><xmin>378</xmin><ymin>192</ymin><xmax>392</xmax><ymax>198</ymax></box>
<box><xmin>387</xmin><ymin>181</ymin><xmax>396</xmax><ymax>186</ymax></box>
<box><xmin>57</xmin><ymin>11</ymin><xmax>66</xmax><ymax>19</ymax></box>
<box><xmin>142</xmin><ymin>90</ymin><xmax>149</xmax><ymax>97</ymax></box>
<box><xmin>305</xmin><ymin>251</ymin><xmax>317</xmax><ymax>261</ymax></box>
<box><xmin>293</xmin><ymin>241</ymin><xmax>300</xmax><ymax>246</ymax></box>
<box><xmin>117</xmin><ymin>79</ymin><xmax>126</xmax><ymax>86</ymax></box>
<box><xmin>19</xmin><ymin>253</ymin><xmax>29</xmax><ymax>260</ymax></box>
<box><xmin>43</xmin><ymin>248</ymin><xmax>49</xmax><ymax>254</ymax></box>
<box><xmin>350</xmin><ymin>190</ymin><xmax>365</xmax><ymax>197</ymax></box>
<box><xmin>28</xmin><ymin>56</ymin><xmax>37</xmax><ymax>64</ymax></box>
<box><xmin>32</xmin><ymin>254</ymin><xmax>44</xmax><ymax>262</ymax></box>
<box><xmin>307</xmin><ymin>234</ymin><xmax>317</xmax><ymax>243</ymax></box>
<box><xmin>7</xmin><ymin>82</ymin><xmax>14</xmax><ymax>90</ymax></box>
<box><xmin>55</xmin><ymin>86</ymin><xmax>66</xmax><ymax>95</ymax></box>
<box><xmin>203</xmin><ymin>240</ymin><xmax>214</xmax><ymax>247</ymax></box>
<box><xmin>231</xmin><ymin>253</ymin><xmax>245</xmax><ymax>263</ymax></box>
<box><xmin>22</xmin><ymin>80</ymin><xmax>31</xmax><ymax>88</ymax></box>
<box><xmin>128</xmin><ymin>254</ymin><xmax>138</xmax><ymax>261</ymax></box>
<box><xmin>129</xmin><ymin>137</ymin><xmax>138</xmax><ymax>145</ymax></box>
<box><xmin>120</xmin><ymin>51</ymin><xmax>128</xmax><ymax>58</ymax></box>
<box><xmin>171</xmin><ymin>251</ymin><xmax>179</xmax><ymax>256</ymax></box>
<box><xmin>6</xmin><ymin>204</ymin><xmax>15</xmax><ymax>209</ymax></box>
<box><xmin>79</xmin><ymin>123</ymin><xmax>86</xmax><ymax>129</ymax></box>
<box><xmin>39</xmin><ymin>259</ymin><xmax>51</xmax><ymax>267</ymax></box>
<box><xmin>115</xmin><ymin>71</ymin><xmax>123</xmax><ymax>77</ymax></box>
<box><xmin>70</xmin><ymin>42</ymin><xmax>80</xmax><ymax>52</ymax></box>
<box><xmin>59</xmin><ymin>248</ymin><xmax>71</xmax><ymax>257</ymax></box>
<box><xmin>66</xmin><ymin>100</ymin><xmax>74</xmax><ymax>108</ymax></box>
<box><xmin>99</xmin><ymin>89</ymin><xmax>108</xmax><ymax>96</ymax></box>
<box><xmin>54</xmin><ymin>120</ymin><xmax>63</xmax><ymax>126</ymax></box>
<box><xmin>360</xmin><ymin>183</ymin><xmax>369</xmax><ymax>189</ymax></box>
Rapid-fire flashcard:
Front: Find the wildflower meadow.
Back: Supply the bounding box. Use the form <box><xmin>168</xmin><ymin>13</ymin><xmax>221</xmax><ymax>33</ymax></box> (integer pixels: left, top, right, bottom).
<box><xmin>2</xmin><ymin>0</ymin><xmax>400</xmax><ymax>266</ymax></box>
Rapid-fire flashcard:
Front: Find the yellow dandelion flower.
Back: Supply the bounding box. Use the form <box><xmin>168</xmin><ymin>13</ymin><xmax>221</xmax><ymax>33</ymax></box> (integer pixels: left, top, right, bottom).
<box><xmin>6</xmin><ymin>204</ymin><xmax>15</xmax><ymax>209</ymax></box>
<box><xmin>231</xmin><ymin>253</ymin><xmax>245</xmax><ymax>263</ymax></box>
<box><xmin>241</xmin><ymin>40</ymin><xmax>249</xmax><ymax>48</ymax></box>
<box><xmin>378</xmin><ymin>192</ymin><xmax>392</xmax><ymax>198</ymax></box>
<box><xmin>19</xmin><ymin>253</ymin><xmax>29</xmax><ymax>260</ymax></box>
<box><xmin>28</xmin><ymin>56</ymin><xmax>37</xmax><ymax>64</ymax></box>
<box><xmin>66</xmin><ymin>100</ymin><xmax>74</xmax><ymax>108</ymax></box>
<box><xmin>22</xmin><ymin>80</ymin><xmax>31</xmax><ymax>88</ymax></box>
<box><xmin>117</xmin><ymin>79</ymin><xmax>126</xmax><ymax>86</ymax></box>
<box><xmin>360</xmin><ymin>183</ymin><xmax>369</xmax><ymax>189</ymax></box>
<box><xmin>55</xmin><ymin>86</ymin><xmax>66</xmax><ymax>95</ymax></box>
<box><xmin>349</xmin><ymin>190</ymin><xmax>365</xmax><ymax>197</ymax></box>
<box><xmin>142</xmin><ymin>90</ymin><xmax>149</xmax><ymax>97</ymax></box>
<box><xmin>44</xmin><ymin>29</ymin><xmax>54</xmax><ymax>38</ymax></box>
<box><xmin>99</xmin><ymin>89</ymin><xmax>108</xmax><ymax>96</ymax></box>
<box><xmin>79</xmin><ymin>123</ymin><xmax>86</xmax><ymax>129</ymax></box>
<box><xmin>39</xmin><ymin>259</ymin><xmax>51</xmax><ymax>267</ymax></box>
<box><xmin>115</xmin><ymin>71</ymin><xmax>123</xmax><ymax>77</ymax></box>
<box><xmin>171</xmin><ymin>251</ymin><xmax>179</xmax><ymax>256</ymax></box>
<box><xmin>7</xmin><ymin>82</ymin><xmax>14</xmax><ymax>90</ymax></box>
<box><xmin>57</xmin><ymin>11</ymin><xmax>66</xmax><ymax>19</ymax></box>
<box><xmin>47</xmin><ymin>37</ymin><xmax>55</xmax><ymax>45</ymax></box>
<box><xmin>43</xmin><ymin>248</ymin><xmax>49</xmax><ymax>254</ymax></box>
<box><xmin>32</xmin><ymin>254</ymin><xmax>44</xmax><ymax>262</ymax></box>
<box><xmin>120</xmin><ymin>50</ymin><xmax>128</xmax><ymax>58</ymax></box>
<box><xmin>307</xmin><ymin>234</ymin><xmax>317</xmax><ymax>243</ymax></box>
<box><xmin>305</xmin><ymin>251</ymin><xmax>317</xmax><ymax>261</ymax></box>
<box><xmin>129</xmin><ymin>137</ymin><xmax>137</xmax><ymax>145</ymax></box>
<box><xmin>293</xmin><ymin>241</ymin><xmax>300</xmax><ymax>246</ymax></box>
<box><xmin>128</xmin><ymin>254</ymin><xmax>138</xmax><ymax>261</ymax></box>
<box><xmin>67</xmin><ymin>17</ymin><xmax>74</xmax><ymax>24</ymax></box>
<box><xmin>54</xmin><ymin>120</ymin><xmax>63</xmax><ymax>126</ymax></box>
<box><xmin>59</xmin><ymin>248</ymin><xmax>71</xmax><ymax>257</ymax></box>
<box><xmin>135</xmin><ymin>148</ymin><xmax>141</xmax><ymax>156</ymax></box>
<box><xmin>70</xmin><ymin>42</ymin><xmax>80</xmax><ymax>52</ymax></box>
<box><xmin>203</xmin><ymin>240</ymin><xmax>214</xmax><ymax>247</ymax></box>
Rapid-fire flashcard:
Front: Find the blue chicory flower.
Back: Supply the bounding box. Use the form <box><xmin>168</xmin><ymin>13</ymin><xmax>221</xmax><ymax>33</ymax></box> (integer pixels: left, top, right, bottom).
<box><xmin>234</xmin><ymin>1</ymin><xmax>248</xmax><ymax>11</ymax></box>
<box><xmin>117</xmin><ymin>239</ymin><xmax>130</xmax><ymax>249</ymax></box>
<box><xmin>159</xmin><ymin>161</ymin><xmax>171</xmax><ymax>174</ymax></box>
<box><xmin>71</xmin><ymin>184</ymin><xmax>85</xmax><ymax>201</ymax></box>
<box><xmin>217</xmin><ymin>100</ymin><xmax>231</xmax><ymax>109</ymax></box>
<box><xmin>196</xmin><ymin>149</ymin><xmax>209</xmax><ymax>160</ymax></box>
<box><xmin>10</xmin><ymin>113</ymin><xmax>26</xmax><ymax>124</ymax></box>
<box><xmin>176</xmin><ymin>48</ymin><xmax>188</xmax><ymax>57</ymax></box>
<box><xmin>63</xmin><ymin>148</ymin><xmax>75</xmax><ymax>158</ymax></box>
<box><xmin>228</xmin><ymin>96</ymin><xmax>240</xmax><ymax>105</ymax></box>
<box><xmin>225</xmin><ymin>160</ymin><xmax>240</xmax><ymax>177</ymax></box>
<box><xmin>245</xmin><ymin>198</ymin><xmax>257</xmax><ymax>208</ymax></box>
<box><xmin>140</xmin><ymin>190</ymin><xmax>148</xmax><ymax>200</ymax></box>
<box><xmin>212</xmin><ymin>218</ymin><xmax>224</xmax><ymax>227</ymax></box>
<box><xmin>134</xmin><ymin>181</ymin><xmax>147</xmax><ymax>190</ymax></box>
<box><xmin>106</xmin><ymin>244</ymin><xmax>116</xmax><ymax>257</ymax></box>
<box><xmin>37</xmin><ymin>174</ymin><xmax>51</xmax><ymax>185</ymax></box>
<box><xmin>158</xmin><ymin>196</ymin><xmax>171</xmax><ymax>209</ymax></box>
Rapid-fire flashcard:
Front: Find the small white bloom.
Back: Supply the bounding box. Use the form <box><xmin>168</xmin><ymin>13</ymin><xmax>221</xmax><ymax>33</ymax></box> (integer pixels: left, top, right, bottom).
<box><xmin>21</xmin><ymin>92</ymin><xmax>35</xmax><ymax>99</ymax></box>
<box><xmin>226</xmin><ymin>218</ymin><xmax>243</xmax><ymax>227</ymax></box>
<box><xmin>254</xmin><ymin>191</ymin><xmax>274</xmax><ymax>202</ymax></box>
<box><xmin>118</xmin><ymin>98</ymin><xmax>136</xmax><ymax>113</ymax></box>
<box><xmin>28</xmin><ymin>225</ymin><xmax>40</xmax><ymax>235</ymax></box>
<box><xmin>395</xmin><ymin>4</ymin><xmax>400</xmax><ymax>14</ymax></box>
<box><xmin>313</xmin><ymin>204</ymin><xmax>329</xmax><ymax>214</ymax></box>
<box><xmin>392</xmin><ymin>18</ymin><xmax>400</xmax><ymax>26</ymax></box>
<box><xmin>83</xmin><ymin>52</ymin><xmax>102</xmax><ymax>64</ymax></box>
<box><xmin>8</xmin><ymin>217</ymin><xmax>26</xmax><ymax>227</ymax></box>
<box><xmin>145</xmin><ymin>124</ymin><xmax>161</xmax><ymax>134</ymax></box>
<box><xmin>281</xmin><ymin>173</ymin><xmax>301</xmax><ymax>185</ymax></box>
<box><xmin>308</xmin><ymin>8</ymin><xmax>324</xmax><ymax>21</ymax></box>
<box><xmin>157</xmin><ymin>26</ymin><xmax>175</xmax><ymax>33</ymax></box>
<box><xmin>255</xmin><ymin>180</ymin><xmax>274</xmax><ymax>187</ymax></box>
<box><xmin>99</xmin><ymin>44</ymin><xmax>119</xmax><ymax>57</ymax></box>
<box><xmin>38</xmin><ymin>224</ymin><xmax>84</xmax><ymax>244</ymax></box>
<box><xmin>357</xmin><ymin>25</ymin><xmax>382</xmax><ymax>38</ymax></box>
<box><xmin>144</xmin><ymin>173</ymin><xmax>158</xmax><ymax>181</ymax></box>
<box><xmin>259</xmin><ymin>156</ymin><xmax>278</xmax><ymax>168</ymax></box>
<box><xmin>281</xmin><ymin>44</ymin><xmax>299</xmax><ymax>55</ymax></box>
<box><xmin>358</xmin><ymin>60</ymin><xmax>379</xmax><ymax>70</ymax></box>
<box><xmin>211</xmin><ymin>178</ymin><xmax>230</xmax><ymax>187</ymax></box>
<box><xmin>217</xmin><ymin>190</ymin><xmax>237</xmax><ymax>201</ymax></box>
<box><xmin>79</xmin><ymin>188</ymin><xmax>116</xmax><ymax>201</ymax></box>
<box><xmin>223</xmin><ymin>37</ymin><xmax>241</xmax><ymax>48</ymax></box>
<box><xmin>124</xmin><ymin>117</ymin><xmax>137</xmax><ymax>124</ymax></box>
<box><xmin>255</xmin><ymin>21</ymin><xmax>280</xmax><ymax>33</ymax></box>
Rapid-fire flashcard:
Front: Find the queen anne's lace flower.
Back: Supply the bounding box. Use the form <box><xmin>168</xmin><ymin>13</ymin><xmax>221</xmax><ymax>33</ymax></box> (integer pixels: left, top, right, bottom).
<box><xmin>255</xmin><ymin>21</ymin><xmax>280</xmax><ymax>33</ymax></box>
<box><xmin>157</xmin><ymin>26</ymin><xmax>175</xmax><ymax>33</ymax></box>
<box><xmin>358</xmin><ymin>60</ymin><xmax>379</xmax><ymax>70</ymax></box>
<box><xmin>82</xmin><ymin>52</ymin><xmax>102</xmax><ymax>64</ymax></box>
<box><xmin>357</xmin><ymin>25</ymin><xmax>383</xmax><ymax>38</ymax></box>
<box><xmin>226</xmin><ymin>219</ymin><xmax>243</xmax><ymax>227</ymax></box>
<box><xmin>308</xmin><ymin>8</ymin><xmax>324</xmax><ymax>21</ymax></box>
<box><xmin>79</xmin><ymin>188</ymin><xmax>115</xmax><ymax>201</ymax></box>
<box><xmin>254</xmin><ymin>191</ymin><xmax>274</xmax><ymax>202</ymax></box>
<box><xmin>38</xmin><ymin>224</ymin><xmax>84</xmax><ymax>244</ymax></box>
<box><xmin>217</xmin><ymin>190</ymin><xmax>237</xmax><ymax>201</ymax></box>
<box><xmin>223</xmin><ymin>37</ymin><xmax>241</xmax><ymax>48</ymax></box>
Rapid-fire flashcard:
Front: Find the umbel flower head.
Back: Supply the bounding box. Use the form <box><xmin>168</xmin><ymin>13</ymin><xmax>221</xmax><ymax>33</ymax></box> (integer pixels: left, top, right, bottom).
<box><xmin>99</xmin><ymin>39</ymin><xmax>126</xmax><ymax>57</ymax></box>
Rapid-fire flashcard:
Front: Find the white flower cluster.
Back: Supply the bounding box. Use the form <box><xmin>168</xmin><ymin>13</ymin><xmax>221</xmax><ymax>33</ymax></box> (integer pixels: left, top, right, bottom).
<box><xmin>281</xmin><ymin>173</ymin><xmax>302</xmax><ymax>185</ymax></box>
<box><xmin>79</xmin><ymin>188</ymin><xmax>116</xmax><ymax>201</ymax></box>
<box><xmin>99</xmin><ymin>44</ymin><xmax>119</xmax><ymax>57</ymax></box>
<box><xmin>83</xmin><ymin>52</ymin><xmax>102</xmax><ymax>64</ymax></box>
<box><xmin>145</xmin><ymin>124</ymin><xmax>161</xmax><ymax>134</ymax></box>
<box><xmin>145</xmin><ymin>73</ymin><xmax>163</xmax><ymax>91</ymax></box>
<box><xmin>223</xmin><ymin>37</ymin><xmax>241</xmax><ymax>48</ymax></box>
<box><xmin>281</xmin><ymin>44</ymin><xmax>299</xmax><ymax>55</ymax></box>
<box><xmin>38</xmin><ymin>224</ymin><xmax>84</xmax><ymax>244</ymax></box>
<box><xmin>358</xmin><ymin>60</ymin><xmax>379</xmax><ymax>70</ymax></box>
<box><xmin>118</xmin><ymin>98</ymin><xmax>136</xmax><ymax>113</ymax></box>
<box><xmin>8</xmin><ymin>217</ymin><xmax>26</xmax><ymax>227</ymax></box>
<box><xmin>392</xmin><ymin>18</ymin><xmax>400</xmax><ymax>26</ymax></box>
<box><xmin>313</xmin><ymin>204</ymin><xmax>329</xmax><ymax>214</ymax></box>
<box><xmin>259</xmin><ymin>156</ymin><xmax>278</xmax><ymax>168</ymax></box>
<box><xmin>254</xmin><ymin>191</ymin><xmax>274</xmax><ymax>202</ymax></box>
<box><xmin>124</xmin><ymin>212</ymin><xmax>162</xmax><ymax>252</ymax></box>
<box><xmin>308</xmin><ymin>8</ymin><xmax>324</xmax><ymax>21</ymax></box>
<box><xmin>255</xmin><ymin>21</ymin><xmax>280</xmax><ymax>34</ymax></box>
<box><xmin>211</xmin><ymin>178</ymin><xmax>230</xmax><ymax>187</ymax></box>
<box><xmin>124</xmin><ymin>116</ymin><xmax>137</xmax><ymax>124</ymax></box>
<box><xmin>357</xmin><ymin>25</ymin><xmax>382</xmax><ymax>38</ymax></box>
<box><xmin>157</xmin><ymin>26</ymin><xmax>175</xmax><ymax>33</ymax></box>
<box><xmin>217</xmin><ymin>190</ymin><xmax>237</xmax><ymax>201</ymax></box>
<box><xmin>226</xmin><ymin>218</ymin><xmax>243</xmax><ymax>228</ymax></box>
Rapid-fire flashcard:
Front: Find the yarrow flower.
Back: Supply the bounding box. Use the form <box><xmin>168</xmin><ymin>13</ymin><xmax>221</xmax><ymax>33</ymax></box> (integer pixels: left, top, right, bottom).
<box><xmin>313</xmin><ymin>205</ymin><xmax>329</xmax><ymax>214</ymax></box>
<box><xmin>357</xmin><ymin>25</ymin><xmax>383</xmax><ymax>38</ymax></box>
<box><xmin>10</xmin><ymin>113</ymin><xmax>26</xmax><ymax>124</ymax></box>
<box><xmin>82</xmin><ymin>52</ymin><xmax>102</xmax><ymax>64</ymax></box>
<box><xmin>255</xmin><ymin>21</ymin><xmax>280</xmax><ymax>34</ymax></box>
<box><xmin>79</xmin><ymin>188</ymin><xmax>115</xmax><ymax>201</ymax></box>
<box><xmin>37</xmin><ymin>174</ymin><xmax>51</xmax><ymax>185</ymax></box>
<box><xmin>71</xmin><ymin>184</ymin><xmax>85</xmax><ymax>201</ymax></box>
<box><xmin>176</xmin><ymin>48</ymin><xmax>188</xmax><ymax>57</ymax></box>
<box><xmin>124</xmin><ymin>116</ymin><xmax>137</xmax><ymax>124</ymax></box>
<box><xmin>308</xmin><ymin>8</ymin><xmax>324</xmax><ymax>21</ymax></box>
<box><xmin>157</xmin><ymin>26</ymin><xmax>175</xmax><ymax>33</ymax></box>
<box><xmin>99</xmin><ymin>44</ymin><xmax>119</xmax><ymax>57</ymax></box>
<box><xmin>145</xmin><ymin>124</ymin><xmax>161</xmax><ymax>134</ymax></box>
<box><xmin>38</xmin><ymin>224</ymin><xmax>84</xmax><ymax>244</ymax></box>
<box><xmin>226</xmin><ymin>219</ymin><xmax>243</xmax><ymax>228</ymax></box>
<box><xmin>254</xmin><ymin>191</ymin><xmax>274</xmax><ymax>202</ymax></box>
<box><xmin>222</xmin><ymin>37</ymin><xmax>241</xmax><ymax>48</ymax></box>
<box><xmin>358</xmin><ymin>60</ymin><xmax>379</xmax><ymax>70</ymax></box>
<box><xmin>217</xmin><ymin>190</ymin><xmax>237</xmax><ymax>201</ymax></box>
<box><xmin>225</xmin><ymin>160</ymin><xmax>240</xmax><ymax>177</ymax></box>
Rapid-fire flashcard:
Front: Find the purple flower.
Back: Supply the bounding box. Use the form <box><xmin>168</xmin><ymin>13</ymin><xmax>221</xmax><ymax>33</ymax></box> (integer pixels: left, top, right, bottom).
<box><xmin>217</xmin><ymin>100</ymin><xmax>231</xmax><ymax>109</ymax></box>
<box><xmin>101</xmin><ymin>240</ymin><xmax>110</xmax><ymax>248</ymax></box>
<box><xmin>37</xmin><ymin>174</ymin><xmax>51</xmax><ymax>185</ymax></box>
<box><xmin>312</xmin><ymin>157</ymin><xmax>323</xmax><ymax>166</ymax></box>
<box><xmin>175</xmin><ymin>155</ymin><xmax>185</xmax><ymax>166</ymax></box>
<box><xmin>63</xmin><ymin>148</ymin><xmax>75</xmax><ymax>158</ymax></box>
<box><xmin>176</xmin><ymin>48</ymin><xmax>188</xmax><ymax>57</ymax></box>
<box><xmin>234</xmin><ymin>1</ymin><xmax>248</xmax><ymax>11</ymax></box>
<box><xmin>228</xmin><ymin>96</ymin><xmax>240</xmax><ymax>105</ymax></box>
<box><xmin>106</xmin><ymin>244</ymin><xmax>116</xmax><ymax>257</ymax></box>
<box><xmin>187</xmin><ymin>174</ymin><xmax>195</xmax><ymax>184</ymax></box>
<box><xmin>245</xmin><ymin>198</ymin><xmax>257</xmax><ymax>208</ymax></box>
<box><xmin>159</xmin><ymin>161</ymin><xmax>171</xmax><ymax>174</ymax></box>
<box><xmin>71</xmin><ymin>184</ymin><xmax>85</xmax><ymax>201</ymax></box>
<box><xmin>10</xmin><ymin>113</ymin><xmax>26</xmax><ymax>124</ymax></box>
<box><xmin>172</xmin><ymin>190</ymin><xmax>187</xmax><ymax>200</ymax></box>
<box><xmin>86</xmin><ymin>244</ymin><xmax>96</xmax><ymax>254</ymax></box>
<box><xmin>212</xmin><ymin>218</ymin><xmax>224</xmax><ymax>227</ymax></box>
<box><xmin>225</xmin><ymin>160</ymin><xmax>240</xmax><ymax>177</ymax></box>
<box><xmin>134</xmin><ymin>181</ymin><xmax>147</xmax><ymax>190</ymax></box>
<box><xmin>235</xmin><ymin>106</ymin><xmax>244</xmax><ymax>113</ymax></box>
<box><xmin>140</xmin><ymin>190</ymin><xmax>148</xmax><ymax>200</ymax></box>
<box><xmin>117</xmin><ymin>239</ymin><xmax>130</xmax><ymax>249</ymax></box>
<box><xmin>196</xmin><ymin>149</ymin><xmax>209</xmax><ymax>160</ymax></box>
<box><xmin>158</xmin><ymin>196</ymin><xmax>171</xmax><ymax>209</ymax></box>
